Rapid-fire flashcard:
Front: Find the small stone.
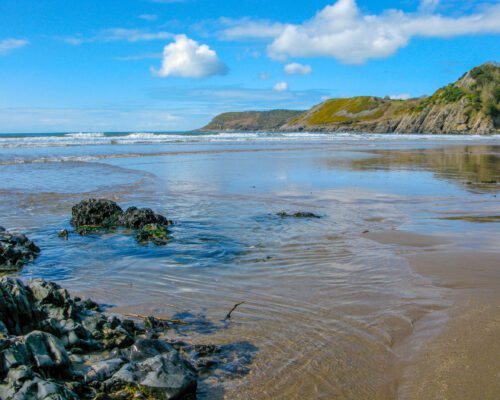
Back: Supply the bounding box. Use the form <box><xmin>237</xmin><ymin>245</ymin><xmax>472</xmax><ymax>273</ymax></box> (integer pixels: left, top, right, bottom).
<box><xmin>58</xmin><ymin>229</ymin><xmax>69</xmax><ymax>240</ymax></box>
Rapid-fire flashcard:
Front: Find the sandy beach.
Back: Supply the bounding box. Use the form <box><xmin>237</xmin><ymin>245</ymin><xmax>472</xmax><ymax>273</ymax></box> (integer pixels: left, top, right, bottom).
<box><xmin>0</xmin><ymin>134</ymin><xmax>498</xmax><ymax>398</ymax></box>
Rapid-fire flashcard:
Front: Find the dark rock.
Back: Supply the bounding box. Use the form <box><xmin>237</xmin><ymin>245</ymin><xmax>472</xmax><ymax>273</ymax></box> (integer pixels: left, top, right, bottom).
<box><xmin>84</xmin><ymin>358</ymin><xmax>127</xmax><ymax>383</ymax></box>
<box><xmin>0</xmin><ymin>337</ymin><xmax>31</xmax><ymax>377</ymax></box>
<box><xmin>57</xmin><ymin>229</ymin><xmax>69</xmax><ymax>240</ymax></box>
<box><xmin>0</xmin><ymin>229</ymin><xmax>40</xmax><ymax>272</ymax></box>
<box><xmin>79</xmin><ymin>298</ymin><xmax>101</xmax><ymax>312</ymax></box>
<box><xmin>129</xmin><ymin>339</ymin><xmax>173</xmax><ymax>362</ymax></box>
<box><xmin>106</xmin><ymin>352</ymin><xmax>197</xmax><ymax>400</ymax></box>
<box><xmin>143</xmin><ymin>315</ymin><xmax>167</xmax><ymax>330</ymax></box>
<box><xmin>277</xmin><ymin>211</ymin><xmax>321</xmax><ymax>219</ymax></box>
<box><xmin>0</xmin><ymin>277</ymin><xmax>38</xmax><ymax>335</ymax></box>
<box><xmin>136</xmin><ymin>223</ymin><xmax>170</xmax><ymax>246</ymax></box>
<box><xmin>0</xmin><ymin>278</ymin><xmax>213</xmax><ymax>400</ymax></box>
<box><xmin>71</xmin><ymin>199</ymin><xmax>123</xmax><ymax>229</ymax></box>
<box><xmin>120</xmin><ymin>207</ymin><xmax>171</xmax><ymax>229</ymax></box>
<box><xmin>24</xmin><ymin>331</ymin><xmax>70</xmax><ymax>373</ymax></box>
<box><xmin>0</xmin><ymin>375</ymin><xmax>79</xmax><ymax>400</ymax></box>
<box><xmin>70</xmin><ymin>200</ymin><xmax>173</xmax><ymax>245</ymax></box>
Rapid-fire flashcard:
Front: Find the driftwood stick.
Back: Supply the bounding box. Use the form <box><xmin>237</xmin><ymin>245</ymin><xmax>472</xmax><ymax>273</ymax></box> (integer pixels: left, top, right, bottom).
<box><xmin>224</xmin><ymin>301</ymin><xmax>245</xmax><ymax>321</ymax></box>
<box><xmin>123</xmin><ymin>312</ymin><xmax>188</xmax><ymax>325</ymax></box>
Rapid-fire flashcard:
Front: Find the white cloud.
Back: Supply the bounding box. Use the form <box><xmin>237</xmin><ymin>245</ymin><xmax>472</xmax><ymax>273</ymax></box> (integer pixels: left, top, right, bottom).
<box><xmin>103</xmin><ymin>28</ymin><xmax>172</xmax><ymax>42</ymax></box>
<box><xmin>284</xmin><ymin>62</ymin><xmax>312</xmax><ymax>75</ymax></box>
<box><xmin>151</xmin><ymin>34</ymin><xmax>228</xmax><ymax>78</ymax></box>
<box><xmin>63</xmin><ymin>28</ymin><xmax>172</xmax><ymax>45</ymax></box>
<box><xmin>216</xmin><ymin>17</ymin><xmax>285</xmax><ymax>40</ymax></box>
<box><xmin>218</xmin><ymin>0</ymin><xmax>499</xmax><ymax>64</ymax></box>
<box><xmin>0</xmin><ymin>38</ymin><xmax>29</xmax><ymax>55</ymax></box>
<box><xmin>273</xmin><ymin>82</ymin><xmax>289</xmax><ymax>92</ymax></box>
<box><xmin>389</xmin><ymin>93</ymin><xmax>411</xmax><ymax>100</ymax></box>
<box><xmin>139</xmin><ymin>14</ymin><xmax>158</xmax><ymax>21</ymax></box>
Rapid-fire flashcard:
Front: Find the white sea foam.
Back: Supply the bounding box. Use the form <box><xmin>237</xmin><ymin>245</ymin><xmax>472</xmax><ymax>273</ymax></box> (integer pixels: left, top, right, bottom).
<box><xmin>64</xmin><ymin>132</ymin><xmax>106</xmax><ymax>138</ymax></box>
<box><xmin>0</xmin><ymin>131</ymin><xmax>498</xmax><ymax>149</ymax></box>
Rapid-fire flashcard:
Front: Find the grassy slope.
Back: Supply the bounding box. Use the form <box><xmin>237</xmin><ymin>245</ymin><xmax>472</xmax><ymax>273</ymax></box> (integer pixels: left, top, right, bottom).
<box><xmin>200</xmin><ymin>63</ymin><xmax>500</xmax><ymax>134</ymax></box>
<box><xmin>289</xmin><ymin>64</ymin><xmax>499</xmax><ymax>132</ymax></box>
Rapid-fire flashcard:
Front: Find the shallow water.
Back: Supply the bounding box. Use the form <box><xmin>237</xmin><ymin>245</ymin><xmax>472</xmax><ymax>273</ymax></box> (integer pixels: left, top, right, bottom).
<box><xmin>1</xmin><ymin>133</ymin><xmax>499</xmax><ymax>399</ymax></box>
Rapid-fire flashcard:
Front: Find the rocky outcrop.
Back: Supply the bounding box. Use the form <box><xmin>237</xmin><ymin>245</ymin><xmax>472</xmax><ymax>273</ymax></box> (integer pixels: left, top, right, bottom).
<box><xmin>0</xmin><ymin>277</ymin><xmax>198</xmax><ymax>399</ymax></box>
<box><xmin>0</xmin><ymin>227</ymin><xmax>40</xmax><ymax>272</ymax></box>
<box><xmin>70</xmin><ymin>199</ymin><xmax>172</xmax><ymax>245</ymax></box>
<box><xmin>71</xmin><ymin>199</ymin><xmax>123</xmax><ymax>229</ymax></box>
<box><xmin>119</xmin><ymin>207</ymin><xmax>172</xmax><ymax>229</ymax></box>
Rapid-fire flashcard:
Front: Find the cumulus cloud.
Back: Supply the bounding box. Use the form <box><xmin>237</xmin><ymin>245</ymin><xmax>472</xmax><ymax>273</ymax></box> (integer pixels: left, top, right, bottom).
<box><xmin>268</xmin><ymin>0</ymin><xmax>500</xmax><ymax>64</ymax></box>
<box><xmin>0</xmin><ymin>38</ymin><xmax>29</xmax><ymax>55</ymax></box>
<box><xmin>217</xmin><ymin>0</ymin><xmax>499</xmax><ymax>64</ymax></box>
<box><xmin>152</xmin><ymin>34</ymin><xmax>228</xmax><ymax>78</ymax></box>
<box><xmin>273</xmin><ymin>82</ymin><xmax>289</xmax><ymax>92</ymax></box>
<box><xmin>284</xmin><ymin>62</ymin><xmax>312</xmax><ymax>75</ymax></box>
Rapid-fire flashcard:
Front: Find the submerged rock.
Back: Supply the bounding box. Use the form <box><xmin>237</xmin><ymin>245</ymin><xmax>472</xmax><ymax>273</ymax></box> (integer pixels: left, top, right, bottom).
<box><xmin>277</xmin><ymin>211</ymin><xmax>321</xmax><ymax>219</ymax></box>
<box><xmin>0</xmin><ymin>228</ymin><xmax>40</xmax><ymax>272</ymax></box>
<box><xmin>136</xmin><ymin>223</ymin><xmax>170</xmax><ymax>245</ymax></box>
<box><xmin>57</xmin><ymin>229</ymin><xmax>69</xmax><ymax>240</ymax></box>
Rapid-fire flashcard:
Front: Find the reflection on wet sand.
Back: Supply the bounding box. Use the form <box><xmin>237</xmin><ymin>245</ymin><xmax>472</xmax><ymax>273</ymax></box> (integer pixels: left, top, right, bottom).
<box><xmin>346</xmin><ymin>145</ymin><xmax>500</xmax><ymax>192</ymax></box>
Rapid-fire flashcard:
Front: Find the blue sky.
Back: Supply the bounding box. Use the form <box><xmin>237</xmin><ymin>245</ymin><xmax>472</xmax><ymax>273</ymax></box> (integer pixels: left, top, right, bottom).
<box><xmin>0</xmin><ymin>0</ymin><xmax>499</xmax><ymax>132</ymax></box>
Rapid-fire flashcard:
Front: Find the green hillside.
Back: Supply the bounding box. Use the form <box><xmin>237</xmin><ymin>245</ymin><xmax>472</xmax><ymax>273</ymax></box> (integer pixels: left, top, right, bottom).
<box><xmin>200</xmin><ymin>63</ymin><xmax>500</xmax><ymax>134</ymax></box>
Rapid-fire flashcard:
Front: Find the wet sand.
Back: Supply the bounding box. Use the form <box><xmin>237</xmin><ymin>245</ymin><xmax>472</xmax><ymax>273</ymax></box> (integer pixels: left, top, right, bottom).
<box><xmin>366</xmin><ymin>233</ymin><xmax>500</xmax><ymax>400</ymax></box>
<box><xmin>402</xmin><ymin>251</ymin><xmax>500</xmax><ymax>399</ymax></box>
<box><xmin>0</xmin><ymin>139</ymin><xmax>499</xmax><ymax>399</ymax></box>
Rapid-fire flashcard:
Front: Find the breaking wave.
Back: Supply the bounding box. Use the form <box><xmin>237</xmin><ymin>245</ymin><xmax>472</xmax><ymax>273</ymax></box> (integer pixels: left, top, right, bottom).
<box><xmin>0</xmin><ymin>131</ymin><xmax>498</xmax><ymax>149</ymax></box>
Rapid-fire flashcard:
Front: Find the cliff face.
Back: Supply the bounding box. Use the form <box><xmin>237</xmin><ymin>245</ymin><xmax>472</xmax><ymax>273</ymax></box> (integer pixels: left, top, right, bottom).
<box><xmin>200</xmin><ymin>63</ymin><xmax>500</xmax><ymax>134</ymax></box>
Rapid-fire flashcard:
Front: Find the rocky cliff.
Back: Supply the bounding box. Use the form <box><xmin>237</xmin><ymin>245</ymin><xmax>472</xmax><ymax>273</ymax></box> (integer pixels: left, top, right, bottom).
<box><xmin>200</xmin><ymin>63</ymin><xmax>500</xmax><ymax>134</ymax></box>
